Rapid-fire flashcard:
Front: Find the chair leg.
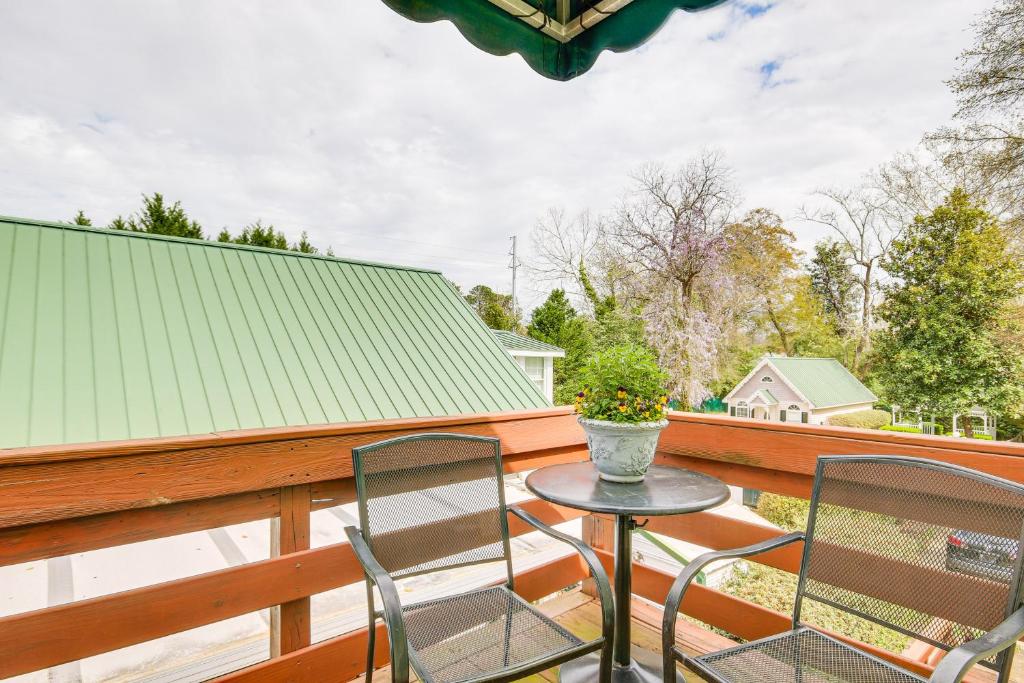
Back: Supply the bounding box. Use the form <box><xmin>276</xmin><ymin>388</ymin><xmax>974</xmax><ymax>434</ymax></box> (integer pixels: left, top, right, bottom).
<box><xmin>600</xmin><ymin>635</ymin><xmax>613</xmax><ymax>683</ymax></box>
<box><xmin>365</xmin><ymin>583</ymin><xmax>376</xmax><ymax>683</ymax></box>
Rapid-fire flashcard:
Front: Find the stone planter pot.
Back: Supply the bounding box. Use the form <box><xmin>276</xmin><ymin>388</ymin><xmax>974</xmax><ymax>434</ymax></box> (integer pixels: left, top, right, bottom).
<box><xmin>578</xmin><ymin>417</ymin><xmax>669</xmax><ymax>482</ymax></box>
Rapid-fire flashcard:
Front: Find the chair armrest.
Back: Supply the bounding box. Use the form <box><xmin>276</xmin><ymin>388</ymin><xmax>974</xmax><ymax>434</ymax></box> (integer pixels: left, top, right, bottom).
<box><xmin>662</xmin><ymin>532</ymin><xmax>805</xmax><ymax>661</ymax></box>
<box><xmin>930</xmin><ymin>607</ymin><xmax>1024</xmax><ymax>683</ymax></box>
<box><xmin>508</xmin><ymin>505</ymin><xmax>615</xmax><ymax>642</ymax></box>
<box><xmin>345</xmin><ymin>526</ymin><xmax>410</xmax><ymax>683</ymax></box>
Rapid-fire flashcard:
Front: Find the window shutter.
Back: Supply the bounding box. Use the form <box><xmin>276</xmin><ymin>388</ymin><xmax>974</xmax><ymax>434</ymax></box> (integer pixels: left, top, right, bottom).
<box><xmin>780</xmin><ymin>410</ymin><xmax>787</xmax><ymax>422</ymax></box>
<box><xmin>801</xmin><ymin>412</ymin><xmax>809</xmax><ymax>424</ymax></box>
<box><xmin>730</xmin><ymin>406</ymin><xmax>736</xmax><ymax>417</ymax></box>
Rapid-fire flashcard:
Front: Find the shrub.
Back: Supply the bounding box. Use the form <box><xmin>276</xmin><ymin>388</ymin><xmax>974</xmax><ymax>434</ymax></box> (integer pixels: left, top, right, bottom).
<box><xmin>757</xmin><ymin>493</ymin><xmax>810</xmax><ymax>533</ymax></box>
<box><xmin>970</xmin><ymin>433</ymin><xmax>994</xmax><ymax>440</ymax></box>
<box><xmin>719</xmin><ymin>563</ymin><xmax>910</xmax><ymax>653</ymax></box>
<box><xmin>574</xmin><ymin>345</ymin><xmax>670</xmax><ymax>423</ymax></box>
<box><xmin>921</xmin><ymin>421</ymin><xmax>945</xmax><ymax>435</ymax></box>
<box><xmin>880</xmin><ymin>425</ymin><xmax>922</xmax><ymax>434</ymax></box>
<box><xmin>827</xmin><ymin>410</ymin><xmax>891</xmax><ymax>430</ymax></box>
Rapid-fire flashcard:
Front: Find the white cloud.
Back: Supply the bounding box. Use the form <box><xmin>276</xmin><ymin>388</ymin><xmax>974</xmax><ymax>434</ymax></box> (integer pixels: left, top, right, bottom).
<box><xmin>0</xmin><ymin>0</ymin><xmax>988</xmax><ymax>311</ymax></box>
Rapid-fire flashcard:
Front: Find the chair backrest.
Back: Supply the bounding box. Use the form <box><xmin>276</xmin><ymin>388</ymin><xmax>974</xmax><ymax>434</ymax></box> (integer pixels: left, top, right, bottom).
<box><xmin>796</xmin><ymin>456</ymin><xmax>1024</xmax><ymax>670</ymax></box>
<box><xmin>351</xmin><ymin>433</ymin><xmax>513</xmax><ymax>582</ymax></box>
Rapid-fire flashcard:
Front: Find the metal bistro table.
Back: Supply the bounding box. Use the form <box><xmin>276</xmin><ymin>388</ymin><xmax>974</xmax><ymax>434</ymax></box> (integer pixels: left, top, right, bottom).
<box><xmin>525</xmin><ymin>462</ymin><xmax>729</xmax><ymax>683</ymax></box>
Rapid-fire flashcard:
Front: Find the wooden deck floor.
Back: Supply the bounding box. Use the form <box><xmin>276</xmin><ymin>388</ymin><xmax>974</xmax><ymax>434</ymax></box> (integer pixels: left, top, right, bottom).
<box><xmin>349</xmin><ymin>588</ymin><xmax>735</xmax><ymax>682</ymax></box>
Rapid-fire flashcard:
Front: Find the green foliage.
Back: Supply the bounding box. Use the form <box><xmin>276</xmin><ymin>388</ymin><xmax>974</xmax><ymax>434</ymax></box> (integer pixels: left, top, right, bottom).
<box><xmin>880</xmin><ymin>425</ymin><xmax>923</xmax><ymax>434</ymax></box>
<box><xmin>112</xmin><ymin>193</ymin><xmax>204</xmax><ymax>239</ymax></box>
<box><xmin>219</xmin><ymin>220</ymin><xmax>289</xmax><ymax>249</ymax></box>
<box><xmin>574</xmin><ymin>345</ymin><xmax>669</xmax><ymax>423</ymax></box>
<box><xmin>809</xmin><ymin>239</ymin><xmax>857</xmax><ymax>338</ymax></box>
<box><xmin>756</xmin><ymin>493</ymin><xmax>810</xmax><ymax>533</ymax></box>
<box><xmin>719</xmin><ymin>563</ymin><xmax>910</xmax><ymax>653</ymax></box>
<box><xmin>826</xmin><ymin>409</ymin><xmax>891</xmax><ymax>430</ymax></box>
<box><xmin>528</xmin><ymin>289</ymin><xmax>575</xmax><ymax>342</ymax></box>
<box><xmin>528</xmin><ymin>290</ymin><xmax>595</xmax><ymax>405</ymax></box>
<box><xmin>293</xmin><ymin>231</ymin><xmax>318</xmax><ymax>254</ymax></box>
<box><xmin>465</xmin><ymin>285</ymin><xmax>519</xmax><ymax>331</ymax></box>
<box><xmin>71</xmin><ymin>210</ymin><xmax>92</xmax><ymax>226</ymax></box>
<box><xmin>876</xmin><ymin>189</ymin><xmax>1024</xmax><ymax>423</ymax></box>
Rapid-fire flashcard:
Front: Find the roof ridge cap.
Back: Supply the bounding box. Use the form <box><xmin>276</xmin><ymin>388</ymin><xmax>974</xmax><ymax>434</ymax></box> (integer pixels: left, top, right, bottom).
<box><xmin>0</xmin><ymin>214</ymin><xmax>442</xmax><ymax>274</ymax></box>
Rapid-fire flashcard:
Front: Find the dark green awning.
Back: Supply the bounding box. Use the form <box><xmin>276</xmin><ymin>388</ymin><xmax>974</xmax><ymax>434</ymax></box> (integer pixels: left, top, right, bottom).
<box><xmin>381</xmin><ymin>0</ymin><xmax>728</xmax><ymax>81</ymax></box>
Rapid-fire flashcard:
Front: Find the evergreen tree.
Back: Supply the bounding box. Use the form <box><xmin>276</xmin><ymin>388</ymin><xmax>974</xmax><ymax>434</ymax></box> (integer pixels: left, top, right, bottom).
<box><xmin>112</xmin><ymin>193</ymin><xmax>203</xmax><ymax>239</ymax></box>
<box><xmin>219</xmin><ymin>220</ymin><xmax>289</xmax><ymax>249</ymax></box>
<box><xmin>809</xmin><ymin>240</ymin><xmax>858</xmax><ymax>338</ymax></box>
<box><xmin>292</xmin><ymin>231</ymin><xmax>318</xmax><ymax>254</ymax></box>
<box><xmin>875</xmin><ymin>189</ymin><xmax>1024</xmax><ymax>436</ymax></box>
<box><xmin>71</xmin><ymin>210</ymin><xmax>92</xmax><ymax>226</ymax></box>
<box><xmin>527</xmin><ymin>290</ymin><xmax>595</xmax><ymax>404</ymax></box>
<box><xmin>465</xmin><ymin>285</ymin><xmax>519</xmax><ymax>331</ymax></box>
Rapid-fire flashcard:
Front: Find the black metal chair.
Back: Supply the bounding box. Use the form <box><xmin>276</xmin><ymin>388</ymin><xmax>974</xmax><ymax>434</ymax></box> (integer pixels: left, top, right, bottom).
<box><xmin>662</xmin><ymin>456</ymin><xmax>1024</xmax><ymax>683</ymax></box>
<box><xmin>345</xmin><ymin>433</ymin><xmax>614</xmax><ymax>683</ymax></box>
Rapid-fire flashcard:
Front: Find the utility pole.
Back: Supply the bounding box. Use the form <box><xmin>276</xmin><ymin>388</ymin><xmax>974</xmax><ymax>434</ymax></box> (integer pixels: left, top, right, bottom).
<box><xmin>508</xmin><ymin>235</ymin><xmax>519</xmax><ymax>323</ymax></box>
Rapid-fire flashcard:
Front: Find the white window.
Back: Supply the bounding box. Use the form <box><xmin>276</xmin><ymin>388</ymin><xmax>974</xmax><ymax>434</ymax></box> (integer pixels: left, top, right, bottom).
<box><xmin>788</xmin><ymin>404</ymin><xmax>800</xmax><ymax>411</ymax></box>
<box><xmin>760</xmin><ymin>376</ymin><xmax>774</xmax><ymax>383</ymax></box>
<box><xmin>735</xmin><ymin>401</ymin><xmax>749</xmax><ymax>418</ymax></box>
<box><xmin>522</xmin><ymin>356</ymin><xmax>545</xmax><ymax>394</ymax></box>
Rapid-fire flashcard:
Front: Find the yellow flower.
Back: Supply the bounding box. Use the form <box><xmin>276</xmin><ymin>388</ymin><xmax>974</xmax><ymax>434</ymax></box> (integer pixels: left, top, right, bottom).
<box><xmin>617</xmin><ymin>389</ymin><xmax>627</xmax><ymax>399</ymax></box>
<box><xmin>659</xmin><ymin>395</ymin><xmax>668</xmax><ymax>405</ymax></box>
<box><xmin>643</xmin><ymin>412</ymin><xmax>650</xmax><ymax>419</ymax></box>
<box><xmin>618</xmin><ymin>402</ymin><xmax>627</xmax><ymax>413</ymax></box>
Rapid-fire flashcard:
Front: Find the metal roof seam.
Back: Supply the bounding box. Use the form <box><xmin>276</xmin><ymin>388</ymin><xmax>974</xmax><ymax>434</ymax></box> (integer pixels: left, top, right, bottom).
<box><xmin>366</xmin><ymin>267</ymin><xmax>462</xmax><ymax>414</ymax></box>
<box><xmin>386</xmin><ymin>268</ymin><xmax>491</xmax><ymax>411</ymax></box>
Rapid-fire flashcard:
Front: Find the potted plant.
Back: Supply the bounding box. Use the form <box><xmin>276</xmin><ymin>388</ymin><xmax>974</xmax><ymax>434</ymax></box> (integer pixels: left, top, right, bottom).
<box><xmin>574</xmin><ymin>345</ymin><xmax>671</xmax><ymax>482</ymax></box>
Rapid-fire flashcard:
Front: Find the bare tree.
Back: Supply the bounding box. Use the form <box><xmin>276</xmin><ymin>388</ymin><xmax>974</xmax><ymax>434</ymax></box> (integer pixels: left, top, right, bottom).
<box><xmin>799</xmin><ymin>186</ymin><xmax>903</xmax><ymax>371</ymax></box>
<box><xmin>926</xmin><ymin>0</ymin><xmax>1024</xmax><ymax>236</ymax></box>
<box><xmin>610</xmin><ymin>154</ymin><xmax>737</xmax><ymax>300</ymax></box>
<box><xmin>527</xmin><ymin>208</ymin><xmax>631</xmax><ymax>314</ymax></box>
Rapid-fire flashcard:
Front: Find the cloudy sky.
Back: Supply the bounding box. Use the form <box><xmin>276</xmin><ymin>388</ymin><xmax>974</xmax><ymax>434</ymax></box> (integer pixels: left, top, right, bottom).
<box><xmin>0</xmin><ymin>0</ymin><xmax>988</xmax><ymax>311</ymax></box>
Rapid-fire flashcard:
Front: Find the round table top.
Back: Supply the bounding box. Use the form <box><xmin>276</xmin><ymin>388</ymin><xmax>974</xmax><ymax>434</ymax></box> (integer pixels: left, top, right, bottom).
<box><xmin>524</xmin><ymin>462</ymin><xmax>730</xmax><ymax>517</ymax></box>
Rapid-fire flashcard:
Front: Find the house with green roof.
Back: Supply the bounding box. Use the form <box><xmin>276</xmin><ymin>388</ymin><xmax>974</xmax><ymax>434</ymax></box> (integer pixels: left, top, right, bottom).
<box><xmin>491</xmin><ymin>329</ymin><xmax>564</xmax><ymax>404</ymax></box>
<box><xmin>0</xmin><ymin>216</ymin><xmax>549</xmax><ymax>450</ymax></box>
<box><xmin>723</xmin><ymin>355</ymin><xmax>877</xmax><ymax>425</ymax></box>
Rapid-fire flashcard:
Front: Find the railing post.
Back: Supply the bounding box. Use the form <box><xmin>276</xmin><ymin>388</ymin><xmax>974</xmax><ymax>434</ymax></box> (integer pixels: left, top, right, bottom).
<box><xmin>270</xmin><ymin>484</ymin><xmax>311</xmax><ymax>656</ymax></box>
<box><xmin>581</xmin><ymin>512</ymin><xmax>615</xmax><ymax>597</ymax></box>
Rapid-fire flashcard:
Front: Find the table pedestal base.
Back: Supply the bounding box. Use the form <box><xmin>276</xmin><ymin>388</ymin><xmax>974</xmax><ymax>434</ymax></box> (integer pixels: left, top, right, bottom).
<box><xmin>558</xmin><ymin>648</ymin><xmax>683</xmax><ymax>683</ymax></box>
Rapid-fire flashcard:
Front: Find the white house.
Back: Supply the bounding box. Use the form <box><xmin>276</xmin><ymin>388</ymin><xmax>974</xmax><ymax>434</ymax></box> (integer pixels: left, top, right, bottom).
<box><xmin>724</xmin><ymin>356</ymin><xmax>877</xmax><ymax>425</ymax></box>
<box><xmin>491</xmin><ymin>330</ymin><xmax>565</xmax><ymax>404</ymax></box>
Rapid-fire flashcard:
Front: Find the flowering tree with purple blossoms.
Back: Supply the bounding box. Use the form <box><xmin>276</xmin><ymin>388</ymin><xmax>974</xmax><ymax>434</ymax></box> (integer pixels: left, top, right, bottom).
<box><xmin>610</xmin><ymin>152</ymin><xmax>739</xmax><ymax>407</ymax></box>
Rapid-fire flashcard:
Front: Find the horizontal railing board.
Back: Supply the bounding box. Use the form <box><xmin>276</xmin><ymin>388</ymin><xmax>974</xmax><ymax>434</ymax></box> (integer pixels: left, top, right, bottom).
<box><xmin>0</xmin><ymin>498</ymin><xmax>583</xmax><ymax>679</ymax></box>
<box><xmin>0</xmin><ymin>407</ymin><xmax>579</xmax><ymax>467</ymax></box>
<box><xmin>661</xmin><ymin>413</ymin><xmax>1024</xmax><ymax>483</ymax></box>
<box><xmin>212</xmin><ymin>553</ymin><xmax>589</xmax><ymax>683</ymax></box>
<box><xmin>642</xmin><ymin>511</ymin><xmax>804</xmax><ymax>574</ymax></box>
<box><xmin>0</xmin><ymin>489</ymin><xmax>281</xmax><ymax>568</ymax></box>
<box><xmin>0</xmin><ymin>412</ymin><xmax>584</xmax><ymax>528</ymax></box>
<box><xmin>655</xmin><ymin>452</ymin><xmax>814</xmax><ymax>498</ymax></box>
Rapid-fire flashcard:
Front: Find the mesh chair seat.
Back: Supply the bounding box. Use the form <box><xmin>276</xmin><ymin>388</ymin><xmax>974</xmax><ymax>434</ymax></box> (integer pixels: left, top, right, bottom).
<box><xmin>693</xmin><ymin>628</ymin><xmax>926</xmax><ymax>683</ymax></box>
<box><xmin>402</xmin><ymin>586</ymin><xmax>584</xmax><ymax>683</ymax></box>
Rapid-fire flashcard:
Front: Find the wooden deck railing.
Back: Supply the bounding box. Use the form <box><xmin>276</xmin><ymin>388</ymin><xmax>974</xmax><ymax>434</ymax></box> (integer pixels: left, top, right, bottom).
<box><xmin>2</xmin><ymin>407</ymin><xmax>1024</xmax><ymax>681</ymax></box>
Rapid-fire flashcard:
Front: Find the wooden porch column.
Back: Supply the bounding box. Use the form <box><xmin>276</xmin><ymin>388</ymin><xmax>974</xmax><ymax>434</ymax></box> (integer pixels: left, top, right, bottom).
<box><xmin>270</xmin><ymin>484</ymin><xmax>311</xmax><ymax>656</ymax></box>
<box><xmin>581</xmin><ymin>512</ymin><xmax>615</xmax><ymax>597</ymax></box>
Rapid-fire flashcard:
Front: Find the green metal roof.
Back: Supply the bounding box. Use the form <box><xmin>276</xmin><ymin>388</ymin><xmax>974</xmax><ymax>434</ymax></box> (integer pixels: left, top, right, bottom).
<box><xmin>0</xmin><ymin>216</ymin><xmax>547</xmax><ymax>449</ymax></box>
<box><xmin>491</xmin><ymin>329</ymin><xmax>565</xmax><ymax>355</ymax></box>
<box><xmin>766</xmin><ymin>356</ymin><xmax>878</xmax><ymax>409</ymax></box>
<box><xmin>381</xmin><ymin>0</ymin><xmax>727</xmax><ymax>81</ymax></box>
<box><xmin>751</xmin><ymin>388</ymin><xmax>777</xmax><ymax>406</ymax></box>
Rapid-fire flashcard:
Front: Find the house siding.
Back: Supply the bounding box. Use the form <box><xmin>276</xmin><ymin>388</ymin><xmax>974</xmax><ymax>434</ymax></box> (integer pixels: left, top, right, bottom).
<box><xmin>730</xmin><ymin>366</ymin><xmax>803</xmax><ymax>405</ymax></box>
